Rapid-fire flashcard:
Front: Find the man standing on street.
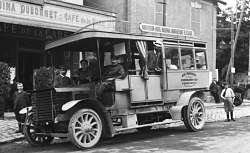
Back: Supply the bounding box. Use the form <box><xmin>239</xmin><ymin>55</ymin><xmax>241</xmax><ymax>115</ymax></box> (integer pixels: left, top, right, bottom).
<box><xmin>13</xmin><ymin>83</ymin><xmax>30</xmax><ymax>133</ymax></box>
<box><xmin>210</xmin><ymin>78</ymin><xmax>220</xmax><ymax>103</ymax></box>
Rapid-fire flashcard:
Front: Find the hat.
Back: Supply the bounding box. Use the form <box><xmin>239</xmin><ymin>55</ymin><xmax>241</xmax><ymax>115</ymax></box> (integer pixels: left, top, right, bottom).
<box><xmin>153</xmin><ymin>40</ymin><xmax>162</xmax><ymax>47</ymax></box>
<box><xmin>17</xmin><ymin>82</ymin><xmax>23</xmax><ymax>88</ymax></box>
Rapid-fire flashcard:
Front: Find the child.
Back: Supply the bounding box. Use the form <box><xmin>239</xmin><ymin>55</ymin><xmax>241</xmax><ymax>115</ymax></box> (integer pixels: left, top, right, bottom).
<box><xmin>220</xmin><ymin>82</ymin><xmax>235</xmax><ymax>122</ymax></box>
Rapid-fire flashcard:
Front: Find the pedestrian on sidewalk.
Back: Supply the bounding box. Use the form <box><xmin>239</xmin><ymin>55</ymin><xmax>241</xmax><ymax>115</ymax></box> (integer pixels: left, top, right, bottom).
<box><xmin>13</xmin><ymin>82</ymin><xmax>30</xmax><ymax>133</ymax></box>
<box><xmin>221</xmin><ymin>82</ymin><xmax>236</xmax><ymax>122</ymax></box>
<box><xmin>209</xmin><ymin>78</ymin><xmax>220</xmax><ymax>103</ymax></box>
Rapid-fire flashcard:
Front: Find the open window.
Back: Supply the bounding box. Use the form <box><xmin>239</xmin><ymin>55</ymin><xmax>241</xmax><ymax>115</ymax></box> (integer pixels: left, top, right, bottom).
<box><xmin>195</xmin><ymin>49</ymin><xmax>207</xmax><ymax>70</ymax></box>
<box><xmin>165</xmin><ymin>47</ymin><xmax>179</xmax><ymax>70</ymax></box>
<box><xmin>180</xmin><ymin>47</ymin><xmax>195</xmax><ymax>70</ymax></box>
<box><xmin>52</xmin><ymin>48</ymin><xmax>99</xmax><ymax>86</ymax></box>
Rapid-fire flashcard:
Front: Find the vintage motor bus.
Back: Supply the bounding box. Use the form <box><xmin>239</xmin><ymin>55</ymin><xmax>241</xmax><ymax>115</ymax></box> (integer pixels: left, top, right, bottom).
<box><xmin>20</xmin><ymin>30</ymin><xmax>211</xmax><ymax>149</ymax></box>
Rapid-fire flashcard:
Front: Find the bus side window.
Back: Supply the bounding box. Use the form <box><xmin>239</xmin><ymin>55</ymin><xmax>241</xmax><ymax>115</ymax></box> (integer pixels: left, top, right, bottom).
<box><xmin>127</xmin><ymin>41</ymin><xmax>140</xmax><ymax>75</ymax></box>
<box><xmin>181</xmin><ymin>48</ymin><xmax>194</xmax><ymax>70</ymax></box>
<box><xmin>165</xmin><ymin>47</ymin><xmax>179</xmax><ymax>70</ymax></box>
<box><xmin>195</xmin><ymin>49</ymin><xmax>207</xmax><ymax>70</ymax></box>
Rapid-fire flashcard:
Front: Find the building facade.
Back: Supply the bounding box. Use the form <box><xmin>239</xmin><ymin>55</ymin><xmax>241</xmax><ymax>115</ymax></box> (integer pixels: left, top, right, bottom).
<box><xmin>0</xmin><ymin>0</ymin><xmax>222</xmax><ymax>90</ymax></box>
<box><xmin>84</xmin><ymin>0</ymin><xmax>219</xmax><ymax>77</ymax></box>
<box><xmin>0</xmin><ymin>0</ymin><xmax>115</xmax><ymax>90</ymax></box>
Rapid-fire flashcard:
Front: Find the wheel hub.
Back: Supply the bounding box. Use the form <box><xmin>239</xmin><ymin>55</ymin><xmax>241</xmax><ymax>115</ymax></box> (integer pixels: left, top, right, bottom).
<box><xmin>81</xmin><ymin>123</ymin><xmax>92</xmax><ymax>133</ymax></box>
<box><xmin>193</xmin><ymin>109</ymin><xmax>199</xmax><ymax>117</ymax></box>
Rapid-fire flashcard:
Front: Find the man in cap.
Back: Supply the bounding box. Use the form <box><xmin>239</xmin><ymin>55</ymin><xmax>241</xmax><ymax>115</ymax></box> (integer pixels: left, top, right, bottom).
<box><xmin>13</xmin><ymin>82</ymin><xmax>30</xmax><ymax>133</ymax></box>
<box><xmin>77</xmin><ymin>60</ymin><xmax>92</xmax><ymax>84</ymax></box>
<box><xmin>55</xmin><ymin>66</ymin><xmax>72</xmax><ymax>87</ymax></box>
<box><xmin>209</xmin><ymin>78</ymin><xmax>220</xmax><ymax>103</ymax></box>
<box><xmin>97</xmin><ymin>56</ymin><xmax>127</xmax><ymax>99</ymax></box>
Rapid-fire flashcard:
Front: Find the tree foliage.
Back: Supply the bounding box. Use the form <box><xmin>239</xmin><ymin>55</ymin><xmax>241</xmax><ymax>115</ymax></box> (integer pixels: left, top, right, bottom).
<box><xmin>217</xmin><ymin>0</ymin><xmax>250</xmax><ymax>80</ymax></box>
<box><xmin>0</xmin><ymin>62</ymin><xmax>10</xmax><ymax>97</ymax></box>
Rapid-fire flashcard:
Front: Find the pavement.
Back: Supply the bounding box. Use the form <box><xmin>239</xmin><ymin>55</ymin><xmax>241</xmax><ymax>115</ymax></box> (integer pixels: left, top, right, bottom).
<box><xmin>1</xmin><ymin>100</ymin><xmax>250</xmax><ymax>145</ymax></box>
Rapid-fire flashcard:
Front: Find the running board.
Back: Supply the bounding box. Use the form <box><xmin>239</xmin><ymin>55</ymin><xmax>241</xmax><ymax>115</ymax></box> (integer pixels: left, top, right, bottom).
<box><xmin>36</xmin><ymin>132</ymin><xmax>68</xmax><ymax>138</ymax></box>
<box><xmin>114</xmin><ymin>119</ymin><xmax>182</xmax><ymax>133</ymax></box>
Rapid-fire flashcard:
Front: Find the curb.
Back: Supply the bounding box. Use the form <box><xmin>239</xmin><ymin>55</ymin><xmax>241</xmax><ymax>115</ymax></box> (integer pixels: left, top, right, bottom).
<box><xmin>205</xmin><ymin>102</ymin><xmax>250</xmax><ymax>123</ymax></box>
<box><xmin>0</xmin><ymin>137</ymin><xmax>25</xmax><ymax>145</ymax></box>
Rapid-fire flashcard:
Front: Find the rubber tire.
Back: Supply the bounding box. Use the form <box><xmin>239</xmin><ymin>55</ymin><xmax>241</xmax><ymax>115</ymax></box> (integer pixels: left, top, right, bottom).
<box><xmin>233</xmin><ymin>93</ymin><xmax>243</xmax><ymax>106</ymax></box>
<box><xmin>68</xmin><ymin>108</ymin><xmax>103</xmax><ymax>149</ymax></box>
<box><xmin>183</xmin><ymin>97</ymin><xmax>206</xmax><ymax>132</ymax></box>
<box><xmin>23</xmin><ymin>114</ymin><xmax>54</xmax><ymax>146</ymax></box>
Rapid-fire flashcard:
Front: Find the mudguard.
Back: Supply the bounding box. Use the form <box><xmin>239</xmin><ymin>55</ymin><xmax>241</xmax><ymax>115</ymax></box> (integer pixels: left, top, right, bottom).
<box><xmin>61</xmin><ymin>99</ymin><xmax>114</xmax><ymax>138</ymax></box>
<box><xmin>169</xmin><ymin>91</ymin><xmax>196</xmax><ymax>120</ymax></box>
<box><xmin>62</xmin><ymin>100</ymin><xmax>83</xmax><ymax>111</ymax></box>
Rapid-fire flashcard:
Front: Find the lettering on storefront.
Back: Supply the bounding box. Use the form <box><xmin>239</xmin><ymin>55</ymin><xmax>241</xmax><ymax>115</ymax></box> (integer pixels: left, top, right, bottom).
<box><xmin>0</xmin><ymin>0</ymin><xmax>115</xmax><ymax>31</ymax></box>
<box><xmin>139</xmin><ymin>23</ymin><xmax>194</xmax><ymax>37</ymax></box>
<box><xmin>181</xmin><ymin>72</ymin><xmax>198</xmax><ymax>87</ymax></box>
<box><xmin>0</xmin><ymin>22</ymin><xmax>72</xmax><ymax>40</ymax></box>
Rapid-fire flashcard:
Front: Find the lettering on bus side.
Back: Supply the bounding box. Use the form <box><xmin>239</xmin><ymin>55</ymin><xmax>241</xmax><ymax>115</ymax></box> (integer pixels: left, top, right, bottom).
<box><xmin>181</xmin><ymin>72</ymin><xmax>198</xmax><ymax>87</ymax></box>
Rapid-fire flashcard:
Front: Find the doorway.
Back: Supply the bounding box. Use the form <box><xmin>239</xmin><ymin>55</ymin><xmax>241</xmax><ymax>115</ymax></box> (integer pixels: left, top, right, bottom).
<box><xmin>18</xmin><ymin>52</ymin><xmax>42</xmax><ymax>90</ymax></box>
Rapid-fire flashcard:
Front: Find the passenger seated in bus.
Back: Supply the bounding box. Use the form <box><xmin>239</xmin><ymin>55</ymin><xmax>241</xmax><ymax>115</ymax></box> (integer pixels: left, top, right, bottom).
<box><xmin>103</xmin><ymin>55</ymin><xmax>127</xmax><ymax>80</ymax></box>
<box><xmin>166</xmin><ymin>59</ymin><xmax>178</xmax><ymax>70</ymax></box>
<box><xmin>88</xmin><ymin>55</ymin><xmax>99</xmax><ymax>81</ymax></box>
<box><xmin>148</xmin><ymin>49</ymin><xmax>160</xmax><ymax>74</ymax></box>
<box><xmin>97</xmin><ymin>56</ymin><xmax>127</xmax><ymax>99</ymax></box>
<box><xmin>77</xmin><ymin>59</ymin><xmax>91</xmax><ymax>84</ymax></box>
<box><xmin>55</xmin><ymin>66</ymin><xmax>72</xmax><ymax>87</ymax></box>
<box><xmin>196</xmin><ymin>58</ymin><xmax>207</xmax><ymax>70</ymax></box>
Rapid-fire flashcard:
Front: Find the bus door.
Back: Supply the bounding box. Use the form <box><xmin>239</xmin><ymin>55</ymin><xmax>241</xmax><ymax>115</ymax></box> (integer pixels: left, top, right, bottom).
<box><xmin>128</xmin><ymin>41</ymin><xmax>162</xmax><ymax>107</ymax></box>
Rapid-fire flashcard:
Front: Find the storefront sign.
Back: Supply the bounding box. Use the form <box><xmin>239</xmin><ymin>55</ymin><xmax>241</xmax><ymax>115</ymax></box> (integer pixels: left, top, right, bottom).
<box><xmin>0</xmin><ymin>22</ymin><xmax>72</xmax><ymax>40</ymax></box>
<box><xmin>139</xmin><ymin>23</ymin><xmax>194</xmax><ymax>37</ymax></box>
<box><xmin>0</xmin><ymin>0</ymin><xmax>115</xmax><ymax>32</ymax></box>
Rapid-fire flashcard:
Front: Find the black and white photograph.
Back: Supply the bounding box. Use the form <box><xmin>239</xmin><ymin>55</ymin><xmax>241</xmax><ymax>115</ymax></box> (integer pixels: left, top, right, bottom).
<box><xmin>1</xmin><ymin>0</ymin><xmax>250</xmax><ymax>153</ymax></box>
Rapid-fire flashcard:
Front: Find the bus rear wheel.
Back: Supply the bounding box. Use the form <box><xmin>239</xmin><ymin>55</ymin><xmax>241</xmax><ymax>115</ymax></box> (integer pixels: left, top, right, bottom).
<box><xmin>183</xmin><ymin>97</ymin><xmax>206</xmax><ymax>131</ymax></box>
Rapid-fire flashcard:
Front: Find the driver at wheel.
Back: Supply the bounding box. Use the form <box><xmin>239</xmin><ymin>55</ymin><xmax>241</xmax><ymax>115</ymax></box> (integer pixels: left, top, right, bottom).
<box><xmin>97</xmin><ymin>56</ymin><xmax>127</xmax><ymax>99</ymax></box>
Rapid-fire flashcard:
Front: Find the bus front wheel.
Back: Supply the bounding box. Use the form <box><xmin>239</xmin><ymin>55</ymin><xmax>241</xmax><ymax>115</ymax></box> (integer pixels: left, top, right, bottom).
<box><xmin>68</xmin><ymin>108</ymin><xmax>103</xmax><ymax>149</ymax></box>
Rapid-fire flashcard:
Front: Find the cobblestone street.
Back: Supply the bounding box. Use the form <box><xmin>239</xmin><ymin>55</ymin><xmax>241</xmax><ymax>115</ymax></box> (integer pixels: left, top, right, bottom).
<box><xmin>1</xmin><ymin>100</ymin><xmax>250</xmax><ymax>145</ymax></box>
<box><xmin>0</xmin><ymin>113</ymin><xmax>23</xmax><ymax>144</ymax></box>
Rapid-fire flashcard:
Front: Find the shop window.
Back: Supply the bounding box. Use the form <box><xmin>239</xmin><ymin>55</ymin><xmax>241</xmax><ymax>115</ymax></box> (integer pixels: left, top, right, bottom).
<box><xmin>195</xmin><ymin>49</ymin><xmax>207</xmax><ymax>70</ymax></box>
<box><xmin>165</xmin><ymin>47</ymin><xmax>179</xmax><ymax>70</ymax></box>
<box><xmin>155</xmin><ymin>0</ymin><xmax>167</xmax><ymax>26</ymax></box>
<box><xmin>181</xmin><ymin>48</ymin><xmax>194</xmax><ymax>70</ymax></box>
<box><xmin>19</xmin><ymin>39</ymin><xmax>43</xmax><ymax>50</ymax></box>
<box><xmin>191</xmin><ymin>4</ymin><xmax>201</xmax><ymax>36</ymax></box>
